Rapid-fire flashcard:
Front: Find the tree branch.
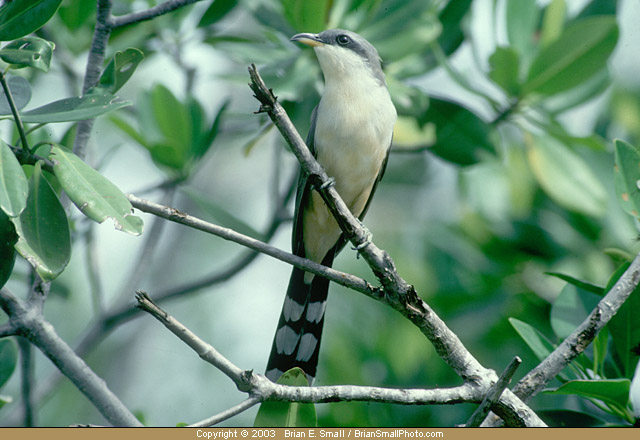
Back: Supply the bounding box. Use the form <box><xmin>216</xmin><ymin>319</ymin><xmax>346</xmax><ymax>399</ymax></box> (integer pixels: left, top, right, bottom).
<box><xmin>514</xmin><ymin>253</ymin><xmax>640</xmax><ymax>401</ymax></box>
<box><xmin>1</xmin><ymin>288</ymin><xmax>142</xmax><ymax>427</ymax></box>
<box><xmin>135</xmin><ymin>292</ymin><xmax>484</xmax><ymax>411</ymax></box>
<box><xmin>189</xmin><ymin>397</ymin><xmax>262</xmax><ymax>427</ymax></box>
<box><xmin>110</xmin><ymin>0</ymin><xmax>203</xmax><ymax>29</ymax></box>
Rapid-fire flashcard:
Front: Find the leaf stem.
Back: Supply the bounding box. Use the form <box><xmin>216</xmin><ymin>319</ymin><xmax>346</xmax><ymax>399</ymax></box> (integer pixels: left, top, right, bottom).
<box><xmin>0</xmin><ymin>71</ymin><xmax>30</xmax><ymax>151</ymax></box>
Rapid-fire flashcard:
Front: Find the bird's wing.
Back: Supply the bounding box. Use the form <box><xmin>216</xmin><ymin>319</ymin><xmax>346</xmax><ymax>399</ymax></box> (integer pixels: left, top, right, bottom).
<box><xmin>290</xmin><ymin>105</ymin><xmax>318</xmax><ymax>256</ymax></box>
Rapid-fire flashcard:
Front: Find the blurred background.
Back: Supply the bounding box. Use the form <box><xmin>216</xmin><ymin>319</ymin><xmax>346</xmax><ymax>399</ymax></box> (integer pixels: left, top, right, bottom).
<box><xmin>1</xmin><ymin>0</ymin><xmax>640</xmax><ymax>427</ymax></box>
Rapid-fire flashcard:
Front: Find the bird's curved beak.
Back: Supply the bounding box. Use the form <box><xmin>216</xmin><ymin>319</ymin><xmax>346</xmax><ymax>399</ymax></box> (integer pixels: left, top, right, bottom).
<box><xmin>291</xmin><ymin>33</ymin><xmax>324</xmax><ymax>47</ymax></box>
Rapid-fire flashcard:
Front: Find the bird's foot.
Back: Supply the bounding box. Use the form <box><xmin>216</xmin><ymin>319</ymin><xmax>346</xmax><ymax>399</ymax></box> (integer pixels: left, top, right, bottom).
<box><xmin>319</xmin><ymin>177</ymin><xmax>335</xmax><ymax>190</ymax></box>
<box><xmin>352</xmin><ymin>221</ymin><xmax>373</xmax><ymax>257</ymax></box>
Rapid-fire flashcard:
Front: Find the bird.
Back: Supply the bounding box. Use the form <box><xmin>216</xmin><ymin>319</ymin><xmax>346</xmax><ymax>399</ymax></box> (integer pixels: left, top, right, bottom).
<box><xmin>265</xmin><ymin>29</ymin><xmax>397</xmax><ymax>383</ymax></box>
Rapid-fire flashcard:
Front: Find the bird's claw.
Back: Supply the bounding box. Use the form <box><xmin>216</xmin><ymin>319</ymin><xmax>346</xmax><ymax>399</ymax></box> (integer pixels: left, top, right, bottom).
<box><xmin>352</xmin><ymin>221</ymin><xmax>373</xmax><ymax>257</ymax></box>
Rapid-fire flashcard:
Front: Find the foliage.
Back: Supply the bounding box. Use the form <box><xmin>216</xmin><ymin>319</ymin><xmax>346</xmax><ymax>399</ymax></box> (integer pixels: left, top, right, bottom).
<box><xmin>0</xmin><ymin>0</ymin><xmax>639</xmax><ymax>428</ymax></box>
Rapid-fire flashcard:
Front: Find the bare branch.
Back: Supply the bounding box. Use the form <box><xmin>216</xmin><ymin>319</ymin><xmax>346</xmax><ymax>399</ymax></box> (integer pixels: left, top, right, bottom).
<box><xmin>111</xmin><ymin>0</ymin><xmax>203</xmax><ymax>29</ymax></box>
<box><xmin>17</xmin><ymin>337</ymin><xmax>36</xmax><ymax>427</ymax></box>
<box><xmin>127</xmin><ymin>194</ymin><xmax>376</xmax><ymax>296</ymax></box>
<box><xmin>135</xmin><ymin>291</ymin><xmax>250</xmax><ymax>390</ymax></box>
<box><xmin>514</xmin><ymin>253</ymin><xmax>640</xmax><ymax>401</ymax></box>
<box><xmin>466</xmin><ymin>356</ymin><xmax>521</xmax><ymax>427</ymax></box>
<box><xmin>0</xmin><ymin>323</ymin><xmax>16</xmax><ymax>337</ymax></box>
<box><xmin>1</xmin><ymin>288</ymin><xmax>142</xmax><ymax>427</ymax></box>
<box><xmin>73</xmin><ymin>0</ymin><xmax>114</xmax><ymax>158</ymax></box>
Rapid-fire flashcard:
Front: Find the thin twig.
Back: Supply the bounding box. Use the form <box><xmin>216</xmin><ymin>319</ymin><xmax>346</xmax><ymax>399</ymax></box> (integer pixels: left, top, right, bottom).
<box><xmin>134</xmin><ymin>291</ymin><xmax>250</xmax><ymax>390</ymax></box>
<box><xmin>189</xmin><ymin>397</ymin><xmax>261</xmax><ymax>427</ymax></box>
<box><xmin>514</xmin><ymin>253</ymin><xmax>640</xmax><ymax>401</ymax></box>
<box><xmin>127</xmin><ymin>193</ymin><xmax>376</xmax><ymax>296</ymax></box>
<box><xmin>17</xmin><ymin>337</ymin><xmax>35</xmax><ymax>427</ymax></box>
<box><xmin>110</xmin><ymin>0</ymin><xmax>203</xmax><ymax>29</ymax></box>
<box><xmin>0</xmin><ymin>72</ymin><xmax>30</xmax><ymax>151</ymax></box>
<box><xmin>466</xmin><ymin>356</ymin><xmax>522</xmax><ymax>427</ymax></box>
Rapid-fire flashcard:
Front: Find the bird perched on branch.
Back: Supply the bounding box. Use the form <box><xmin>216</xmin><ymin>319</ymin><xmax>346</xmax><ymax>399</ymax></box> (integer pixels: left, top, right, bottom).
<box><xmin>266</xmin><ymin>29</ymin><xmax>397</xmax><ymax>383</ymax></box>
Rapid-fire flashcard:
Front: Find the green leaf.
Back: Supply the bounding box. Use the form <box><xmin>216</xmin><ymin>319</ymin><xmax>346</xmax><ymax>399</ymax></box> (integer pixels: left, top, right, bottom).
<box><xmin>49</xmin><ymin>145</ymin><xmax>143</xmax><ymax>236</ymax></box>
<box><xmin>281</xmin><ymin>0</ymin><xmax>328</xmax><ymax>33</ymax></box>
<box><xmin>545</xmin><ymin>272</ymin><xmax>605</xmax><ymax>296</ymax></box>
<box><xmin>540</xmin><ymin>0</ymin><xmax>567</xmax><ymax>47</ymax></box>
<box><xmin>0</xmin><ymin>140</ymin><xmax>28</xmax><ymax>217</ymax></box>
<box><xmin>0</xmin><ymin>339</ymin><xmax>17</xmax><ymax>389</ymax></box>
<box><xmin>0</xmin><ymin>36</ymin><xmax>54</xmax><ymax>72</ymax></box>
<box><xmin>527</xmin><ymin>135</ymin><xmax>607</xmax><ymax>217</ymax></box>
<box><xmin>92</xmin><ymin>48</ymin><xmax>144</xmax><ymax>95</ymax></box>
<box><xmin>12</xmin><ymin>161</ymin><xmax>70</xmax><ymax>282</ymax></box>
<box><xmin>0</xmin><ymin>0</ymin><xmax>63</xmax><ymax>41</ymax></box>
<box><xmin>613</xmin><ymin>139</ymin><xmax>640</xmax><ymax>219</ymax></box>
<box><xmin>550</xmin><ymin>284</ymin><xmax>600</xmax><ymax>340</ymax></box>
<box><xmin>509</xmin><ymin>318</ymin><xmax>555</xmax><ymax>362</ymax></box>
<box><xmin>254</xmin><ymin>368</ymin><xmax>317</xmax><ymax>427</ymax></box>
<box><xmin>506</xmin><ymin>0</ymin><xmax>539</xmax><ymax>61</ymax></box>
<box><xmin>0</xmin><ymin>75</ymin><xmax>31</xmax><ymax>114</ymax></box>
<box><xmin>544</xmin><ymin>379</ymin><xmax>631</xmax><ymax>410</ymax></box>
<box><xmin>0</xmin><ymin>209</ymin><xmax>17</xmax><ymax>289</ymax></box>
<box><xmin>421</xmin><ymin>98</ymin><xmax>495</xmax><ymax>166</ymax></box>
<box><xmin>19</xmin><ymin>93</ymin><xmax>131</xmax><ymax>123</ymax></box>
<box><xmin>523</xmin><ymin>16</ymin><xmax>618</xmax><ymax>96</ymax></box>
<box><xmin>194</xmin><ymin>99</ymin><xmax>229</xmax><ymax>160</ymax></box>
<box><xmin>198</xmin><ymin>0</ymin><xmax>237</xmax><ymax>27</ymax></box>
<box><xmin>606</xmin><ymin>263</ymin><xmax>640</xmax><ymax>378</ymax></box>
<box><xmin>488</xmin><ymin>47</ymin><xmax>520</xmax><ymax>96</ymax></box>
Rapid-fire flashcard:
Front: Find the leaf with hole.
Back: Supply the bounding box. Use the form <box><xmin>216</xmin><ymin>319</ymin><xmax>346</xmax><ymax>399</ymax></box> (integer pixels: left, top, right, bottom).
<box><xmin>49</xmin><ymin>145</ymin><xmax>143</xmax><ymax>236</ymax></box>
<box><xmin>0</xmin><ymin>36</ymin><xmax>54</xmax><ymax>72</ymax></box>
<box><xmin>12</xmin><ymin>161</ymin><xmax>70</xmax><ymax>282</ymax></box>
<box><xmin>91</xmin><ymin>48</ymin><xmax>144</xmax><ymax>95</ymax></box>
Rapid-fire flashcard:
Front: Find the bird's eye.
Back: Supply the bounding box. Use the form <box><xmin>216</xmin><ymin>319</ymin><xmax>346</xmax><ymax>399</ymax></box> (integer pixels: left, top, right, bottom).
<box><xmin>336</xmin><ymin>35</ymin><xmax>350</xmax><ymax>46</ymax></box>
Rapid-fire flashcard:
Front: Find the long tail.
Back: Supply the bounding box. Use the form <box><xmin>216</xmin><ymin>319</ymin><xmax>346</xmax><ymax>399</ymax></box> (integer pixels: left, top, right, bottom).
<box><xmin>265</xmin><ymin>253</ymin><xmax>335</xmax><ymax>382</ymax></box>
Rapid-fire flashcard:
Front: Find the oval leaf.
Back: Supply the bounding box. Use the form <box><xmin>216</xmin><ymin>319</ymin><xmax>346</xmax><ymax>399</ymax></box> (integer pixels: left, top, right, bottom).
<box><xmin>0</xmin><ymin>209</ymin><xmax>17</xmax><ymax>289</ymax></box>
<box><xmin>523</xmin><ymin>16</ymin><xmax>618</xmax><ymax>96</ymax></box>
<box><xmin>0</xmin><ymin>36</ymin><xmax>54</xmax><ymax>72</ymax></box>
<box><xmin>49</xmin><ymin>145</ymin><xmax>143</xmax><ymax>236</ymax></box>
<box><xmin>613</xmin><ymin>139</ymin><xmax>640</xmax><ymax>219</ymax></box>
<box><xmin>527</xmin><ymin>135</ymin><xmax>607</xmax><ymax>217</ymax></box>
<box><xmin>544</xmin><ymin>379</ymin><xmax>630</xmax><ymax>410</ymax></box>
<box><xmin>254</xmin><ymin>367</ymin><xmax>316</xmax><ymax>427</ymax></box>
<box><xmin>489</xmin><ymin>47</ymin><xmax>520</xmax><ymax>96</ymax></box>
<box><xmin>0</xmin><ymin>75</ymin><xmax>31</xmax><ymax>114</ymax></box>
<box><xmin>0</xmin><ymin>139</ymin><xmax>28</xmax><ymax>217</ymax></box>
<box><xmin>509</xmin><ymin>317</ymin><xmax>555</xmax><ymax>362</ymax></box>
<box><xmin>12</xmin><ymin>161</ymin><xmax>70</xmax><ymax>282</ymax></box>
<box><xmin>421</xmin><ymin>98</ymin><xmax>495</xmax><ymax>166</ymax></box>
<box><xmin>0</xmin><ymin>0</ymin><xmax>63</xmax><ymax>41</ymax></box>
<box><xmin>19</xmin><ymin>93</ymin><xmax>131</xmax><ymax>123</ymax></box>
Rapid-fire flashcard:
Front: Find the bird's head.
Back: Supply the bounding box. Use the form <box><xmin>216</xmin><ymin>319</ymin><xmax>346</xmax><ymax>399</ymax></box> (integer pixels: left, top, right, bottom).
<box><xmin>291</xmin><ymin>29</ymin><xmax>386</xmax><ymax>86</ymax></box>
